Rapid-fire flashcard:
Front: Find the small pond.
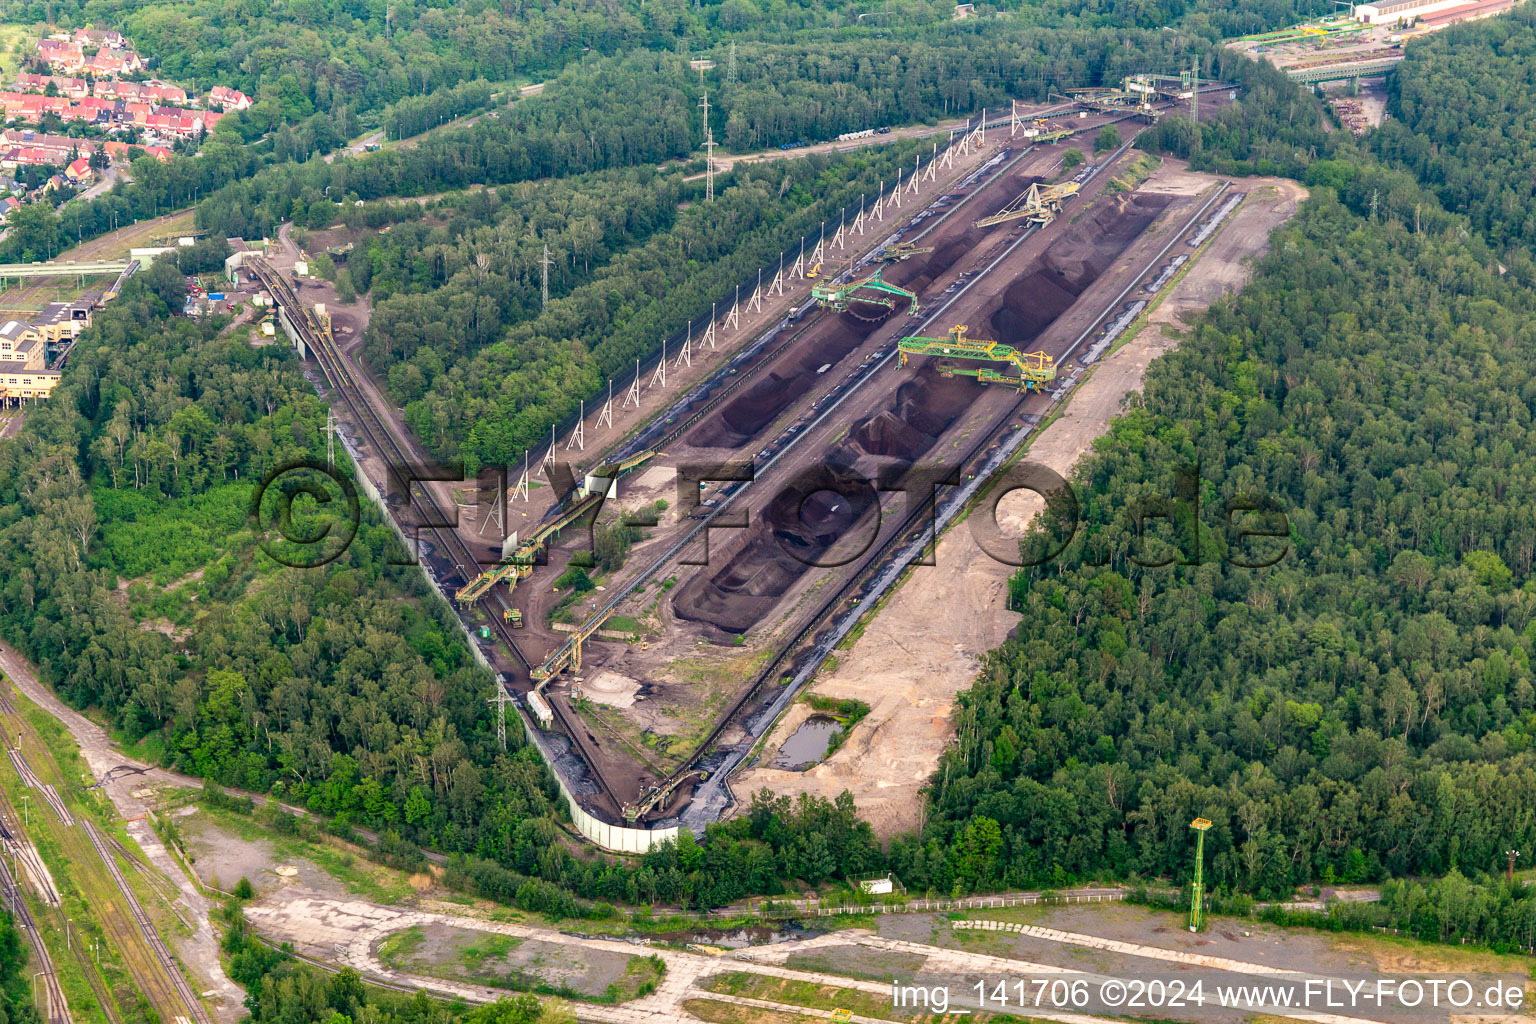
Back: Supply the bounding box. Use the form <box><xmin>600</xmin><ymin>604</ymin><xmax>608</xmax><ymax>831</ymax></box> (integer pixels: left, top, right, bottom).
<box><xmin>772</xmin><ymin>714</ymin><xmax>844</xmax><ymax>770</ymax></box>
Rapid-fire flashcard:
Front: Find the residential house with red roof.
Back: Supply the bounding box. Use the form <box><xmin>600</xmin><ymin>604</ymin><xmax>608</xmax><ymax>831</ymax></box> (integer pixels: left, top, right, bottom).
<box><xmin>207</xmin><ymin>86</ymin><xmax>252</xmax><ymax>111</ymax></box>
<box><xmin>14</xmin><ymin>74</ymin><xmax>89</xmax><ymax>98</ymax></box>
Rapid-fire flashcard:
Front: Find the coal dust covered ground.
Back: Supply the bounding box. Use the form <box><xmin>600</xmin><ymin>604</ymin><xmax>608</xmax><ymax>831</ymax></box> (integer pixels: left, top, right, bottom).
<box><xmin>550</xmin><ymin>145</ymin><xmax>1226</xmax><ymax>822</ymax></box>
<box><xmin>668</xmin><ymin>187</ymin><xmax>1173</xmax><ymax>637</ymax></box>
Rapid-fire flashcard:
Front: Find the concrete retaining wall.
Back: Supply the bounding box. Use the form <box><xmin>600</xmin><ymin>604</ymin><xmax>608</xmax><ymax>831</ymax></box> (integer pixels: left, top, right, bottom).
<box><xmin>515</xmin><ymin>707</ymin><xmax>679</xmax><ymax>854</ymax></box>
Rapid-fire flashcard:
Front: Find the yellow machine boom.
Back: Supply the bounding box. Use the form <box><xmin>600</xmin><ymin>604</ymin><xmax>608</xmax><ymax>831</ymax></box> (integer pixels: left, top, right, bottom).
<box><xmin>976</xmin><ymin>181</ymin><xmax>1081</xmax><ymax>229</ymax></box>
<box><xmin>454</xmin><ymin>450</ymin><xmax>656</xmax><ymax>606</ymax></box>
<box><xmin>533</xmin><ymin>606</ymin><xmax>615</xmax><ymax>683</ymax></box>
<box><xmin>897</xmin><ymin>325</ymin><xmax>1056</xmax><ymax>392</ymax></box>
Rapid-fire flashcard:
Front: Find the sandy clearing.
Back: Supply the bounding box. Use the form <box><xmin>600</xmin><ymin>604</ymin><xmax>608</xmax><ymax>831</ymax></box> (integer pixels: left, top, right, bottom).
<box><xmin>583</xmin><ymin>669</ymin><xmax>642</xmax><ymax>709</ymax></box>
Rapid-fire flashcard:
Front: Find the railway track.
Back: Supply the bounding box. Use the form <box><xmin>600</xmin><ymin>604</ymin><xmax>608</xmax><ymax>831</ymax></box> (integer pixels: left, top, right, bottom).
<box><xmin>566</xmin><ymin>140</ymin><xmax>1144</xmax><ymax>819</ymax></box>
<box><xmin>246</xmin><ymin>257</ymin><xmax>535</xmax><ymax>676</ymax></box>
<box><xmin>623</xmin><ymin>145</ymin><xmax>1142</xmax><ymax>816</ymax></box>
<box><xmin>246</xmin><ymin>142</ymin><xmax>1035</xmax><ymax>812</ymax></box>
<box><xmin>3</xmin><ymin>739</ymin><xmax>195</xmax><ymax>1022</ymax></box>
<box><xmin>1</xmin><ymin>861</ymin><xmax>67</xmax><ymax>1023</ymax></box>
<box><xmin>0</xmin><ymin>832</ymin><xmax>67</xmax><ymax>1023</ymax></box>
<box><xmin>583</xmin><ymin>145</ymin><xmax>1040</xmax><ymax>471</ymax></box>
<box><xmin>257</xmin><ymin>95</ymin><xmax>1225</xmax><ymax>826</ymax></box>
<box><xmin>80</xmin><ymin>820</ymin><xmax>210</xmax><ymax>1024</ymax></box>
<box><xmin>530</xmin><ymin>146</ymin><xmax>1055</xmax><ymax>694</ymax></box>
<box><xmin>7</xmin><ymin>750</ymin><xmax>72</xmax><ymax>826</ymax></box>
<box><xmin>243</xmin><ymin>257</ymin><xmax>675</xmax><ymax>811</ymax></box>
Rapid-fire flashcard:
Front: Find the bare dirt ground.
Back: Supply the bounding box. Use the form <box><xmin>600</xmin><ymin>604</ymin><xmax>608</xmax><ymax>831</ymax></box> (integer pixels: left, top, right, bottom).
<box><xmin>734</xmin><ymin>169</ymin><xmax>1307</xmax><ymax>838</ymax></box>
<box><xmin>1321</xmin><ymin>78</ymin><xmax>1390</xmax><ymax>133</ymax></box>
<box><xmin>248</xmin><ymin>886</ymin><xmax>1522</xmax><ymax>1024</ymax></box>
<box><xmin>178</xmin><ymin>808</ymin><xmax>355</xmax><ymax>900</ymax></box>
<box><xmin>379</xmin><ymin>922</ymin><xmax>648</xmax><ymax>1000</ymax></box>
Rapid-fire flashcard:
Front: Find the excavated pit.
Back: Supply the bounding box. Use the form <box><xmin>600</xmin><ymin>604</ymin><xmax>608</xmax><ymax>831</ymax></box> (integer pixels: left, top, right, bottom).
<box><xmin>671</xmin><ymin>191</ymin><xmax>1173</xmax><ymax>635</ymax></box>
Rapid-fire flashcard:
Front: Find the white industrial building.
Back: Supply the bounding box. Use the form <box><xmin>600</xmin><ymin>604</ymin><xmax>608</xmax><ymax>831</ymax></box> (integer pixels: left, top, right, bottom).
<box><xmin>1354</xmin><ymin>0</ymin><xmax>1472</xmax><ymax>22</ymax></box>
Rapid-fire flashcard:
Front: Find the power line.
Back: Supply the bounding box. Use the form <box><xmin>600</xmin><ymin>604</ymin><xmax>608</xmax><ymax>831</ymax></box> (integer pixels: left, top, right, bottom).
<box><xmin>540</xmin><ymin>242</ymin><xmax>551</xmax><ymax>310</ymax></box>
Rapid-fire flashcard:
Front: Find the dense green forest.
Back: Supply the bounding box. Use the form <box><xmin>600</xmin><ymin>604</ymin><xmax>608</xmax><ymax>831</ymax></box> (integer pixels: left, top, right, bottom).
<box><xmin>372</xmin><ymin>140</ymin><xmax>933</xmax><ymax>469</ymax></box>
<box><xmin>4</xmin><ymin>19</ymin><xmax>1313</xmax><ymax>264</ymax></box>
<box><xmin>0</xmin><ymin>261</ymin><xmax>562</xmax><ymax>853</ymax></box>
<box><xmin>0</xmin><ymin>912</ymin><xmax>37</xmax><ymax>1024</ymax></box>
<box><xmin>17</xmin><ymin>0</ymin><xmax>1536</xmax><ymax>961</ymax></box>
<box><xmin>918</xmin><ymin>170</ymin><xmax>1536</xmax><ymax>903</ymax></box>
<box><xmin>1259</xmin><ymin>870</ymin><xmax>1536</xmax><ymax>952</ymax></box>
<box><xmin>0</xmin><ymin>264</ymin><xmax>885</xmax><ymax>911</ymax></box>
<box><xmin>14</xmin><ymin>0</ymin><xmax>1327</xmax><ymax>137</ymax></box>
<box><xmin>1375</xmin><ymin>5</ymin><xmax>1536</xmax><ymax>252</ymax></box>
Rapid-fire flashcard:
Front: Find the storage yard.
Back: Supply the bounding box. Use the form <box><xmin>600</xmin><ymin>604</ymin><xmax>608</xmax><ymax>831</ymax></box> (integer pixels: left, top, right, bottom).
<box><xmin>735</xmin><ymin>172</ymin><xmax>1308</xmax><ymax>836</ymax></box>
<box><xmin>254</xmin><ymin>84</ymin><xmax>1282</xmax><ymax>845</ymax></box>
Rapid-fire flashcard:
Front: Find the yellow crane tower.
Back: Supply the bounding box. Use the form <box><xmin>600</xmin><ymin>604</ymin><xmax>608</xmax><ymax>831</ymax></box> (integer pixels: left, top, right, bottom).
<box><xmin>1190</xmin><ymin>817</ymin><xmax>1212</xmax><ymax>931</ymax></box>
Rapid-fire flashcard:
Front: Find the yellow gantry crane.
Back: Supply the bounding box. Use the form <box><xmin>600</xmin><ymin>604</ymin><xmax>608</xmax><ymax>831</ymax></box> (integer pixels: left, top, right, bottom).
<box><xmin>535</xmin><ymin>606</ymin><xmax>615</xmax><ymax>683</ymax></box>
<box><xmin>976</xmin><ymin>181</ymin><xmax>1081</xmax><ymax>229</ymax></box>
<box><xmin>897</xmin><ymin>325</ymin><xmax>1056</xmax><ymax>392</ymax></box>
<box><xmin>454</xmin><ymin>450</ymin><xmax>657</xmax><ymax>607</ymax></box>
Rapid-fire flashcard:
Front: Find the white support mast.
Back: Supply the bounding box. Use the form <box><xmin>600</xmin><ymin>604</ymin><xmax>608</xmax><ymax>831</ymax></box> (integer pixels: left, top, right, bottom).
<box><xmin>650</xmin><ymin>339</ymin><xmax>667</xmax><ymax>388</ymax></box>
<box><xmin>624</xmin><ymin>359</ymin><xmax>642</xmax><ymax>408</ymax></box>
<box><xmin>541</xmin><ymin>424</ymin><xmax>557</xmax><ymax>472</ymax></box>
<box><xmin>565</xmin><ymin>400</ymin><xmax>585</xmax><ymax>451</ymax></box>
<box><xmin>512</xmin><ymin>450</ymin><xmax>531</xmax><ymax>502</ymax></box>
<box><xmin>674</xmin><ymin>324</ymin><xmax>692</xmax><ymax>368</ymax></box>
<box><xmin>598</xmin><ymin>380</ymin><xmax>614</xmax><ymax>428</ymax></box>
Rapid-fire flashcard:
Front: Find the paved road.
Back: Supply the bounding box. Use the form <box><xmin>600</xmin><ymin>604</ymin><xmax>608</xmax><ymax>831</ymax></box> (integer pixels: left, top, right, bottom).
<box><xmin>326</xmin><ymin>130</ymin><xmax>385</xmax><ymax>164</ymax></box>
<box><xmin>71</xmin><ymin>166</ymin><xmax>120</xmax><ymax>204</ymax></box>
